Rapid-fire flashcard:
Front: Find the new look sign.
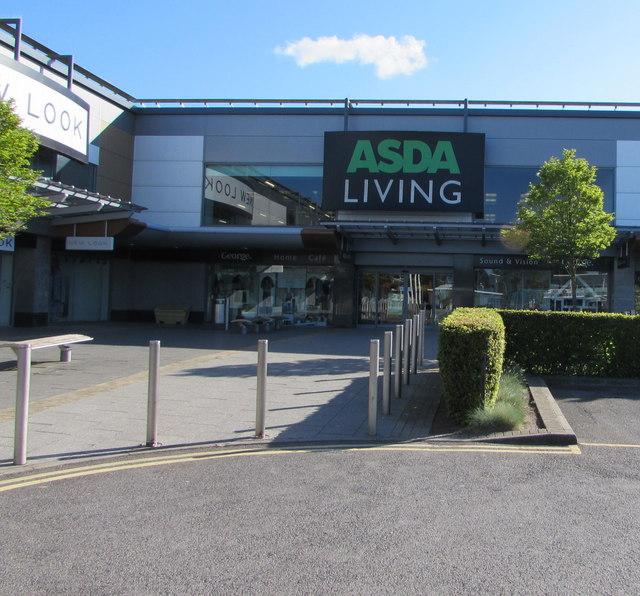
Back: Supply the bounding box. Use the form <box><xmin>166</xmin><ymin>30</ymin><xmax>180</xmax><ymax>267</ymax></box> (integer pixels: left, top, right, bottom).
<box><xmin>322</xmin><ymin>131</ymin><xmax>485</xmax><ymax>215</ymax></box>
<box><xmin>0</xmin><ymin>54</ymin><xmax>89</xmax><ymax>163</ymax></box>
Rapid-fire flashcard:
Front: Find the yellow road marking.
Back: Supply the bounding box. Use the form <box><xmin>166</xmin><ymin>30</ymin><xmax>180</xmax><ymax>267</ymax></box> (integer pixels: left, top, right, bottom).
<box><xmin>371</xmin><ymin>443</ymin><xmax>581</xmax><ymax>455</ymax></box>
<box><xmin>581</xmin><ymin>441</ymin><xmax>640</xmax><ymax>449</ymax></box>
<box><xmin>0</xmin><ymin>442</ymin><xmax>580</xmax><ymax>493</ymax></box>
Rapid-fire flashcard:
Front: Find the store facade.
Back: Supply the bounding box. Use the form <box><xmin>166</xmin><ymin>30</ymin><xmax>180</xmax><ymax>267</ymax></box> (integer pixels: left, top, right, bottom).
<box><xmin>1</xmin><ymin>19</ymin><xmax>639</xmax><ymax>328</ymax></box>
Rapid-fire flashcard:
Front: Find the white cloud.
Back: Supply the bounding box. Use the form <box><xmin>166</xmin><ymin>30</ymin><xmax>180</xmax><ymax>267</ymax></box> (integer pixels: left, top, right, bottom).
<box><xmin>275</xmin><ymin>34</ymin><xmax>428</xmax><ymax>79</ymax></box>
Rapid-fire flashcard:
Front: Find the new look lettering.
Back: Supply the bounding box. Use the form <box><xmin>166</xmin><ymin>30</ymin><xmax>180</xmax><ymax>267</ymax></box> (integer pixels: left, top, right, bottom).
<box><xmin>27</xmin><ymin>93</ymin><xmax>84</xmax><ymax>140</ymax></box>
<box><xmin>0</xmin><ymin>57</ymin><xmax>89</xmax><ymax>161</ymax></box>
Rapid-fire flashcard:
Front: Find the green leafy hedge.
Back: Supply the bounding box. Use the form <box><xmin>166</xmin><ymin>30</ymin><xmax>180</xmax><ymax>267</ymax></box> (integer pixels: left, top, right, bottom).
<box><xmin>438</xmin><ymin>308</ymin><xmax>505</xmax><ymax>423</ymax></box>
<box><xmin>498</xmin><ymin>310</ymin><xmax>640</xmax><ymax>377</ymax></box>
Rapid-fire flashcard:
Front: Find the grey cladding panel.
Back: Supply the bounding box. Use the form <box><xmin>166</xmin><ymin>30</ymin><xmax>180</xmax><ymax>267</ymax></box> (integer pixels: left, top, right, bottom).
<box><xmin>468</xmin><ymin>114</ymin><xmax>640</xmax><ymax>141</ymax></box>
<box><xmin>135</xmin><ymin>115</ymin><xmax>210</xmax><ymax>135</ymax></box>
<box><xmin>204</xmin><ymin>135</ymin><xmax>324</xmax><ymax>163</ymax></box>
<box><xmin>204</xmin><ymin>114</ymin><xmax>344</xmax><ymax>136</ymax></box>
<box><xmin>348</xmin><ymin>114</ymin><xmax>465</xmax><ymax>133</ymax></box>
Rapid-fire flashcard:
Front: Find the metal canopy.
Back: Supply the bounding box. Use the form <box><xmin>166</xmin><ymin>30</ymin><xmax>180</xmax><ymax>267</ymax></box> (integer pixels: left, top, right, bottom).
<box><xmin>32</xmin><ymin>178</ymin><xmax>146</xmax><ymax>218</ymax></box>
<box><xmin>322</xmin><ymin>221</ymin><xmax>506</xmax><ymax>245</ymax></box>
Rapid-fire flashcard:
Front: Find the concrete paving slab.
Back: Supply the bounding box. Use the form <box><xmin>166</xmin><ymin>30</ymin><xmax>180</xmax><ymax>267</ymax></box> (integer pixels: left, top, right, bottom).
<box><xmin>0</xmin><ymin>324</ymin><xmax>441</xmax><ymax>471</ymax></box>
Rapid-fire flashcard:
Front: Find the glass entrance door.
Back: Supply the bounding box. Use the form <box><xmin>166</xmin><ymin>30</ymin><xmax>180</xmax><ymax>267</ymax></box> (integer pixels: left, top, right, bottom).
<box><xmin>358</xmin><ymin>270</ymin><xmax>452</xmax><ymax>326</ymax></box>
<box><xmin>358</xmin><ymin>272</ymin><xmax>407</xmax><ymax>325</ymax></box>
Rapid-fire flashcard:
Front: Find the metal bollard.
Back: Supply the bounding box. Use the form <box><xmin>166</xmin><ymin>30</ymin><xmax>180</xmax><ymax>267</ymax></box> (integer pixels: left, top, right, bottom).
<box><xmin>419</xmin><ymin>309</ymin><xmax>426</xmax><ymax>368</ymax></box>
<box><xmin>255</xmin><ymin>339</ymin><xmax>268</xmax><ymax>438</ymax></box>
<box><xmin>382</xmin><ymin>331</ymin><xmax>392</xmax><ymax>415</ymax></box>
<box><xmin>394</xmin><ymin>324</ymin><xmax>403</xmax><ymax>399</ymax></box>
<box><xmin>146</xmin><ymin>340</ymin><xmax>160</xmax><ymax>447</ymax></box>
<box><xmin>13</xmin><ymin>344</ymin><xmax>31</xmax><ymax>466</ymax></box>
<box><xmin>412</xmin><ymin>314</ymin><xmax>420</xmax><ymax>374</ymax></box>
<box><xmin>403</xmin><ymin>318</ymin><xmax>412</xmax><ymax>385</ymax></box>
<box><xmin>60</xmin><ymin>345</ymin><xmax>72</xmax><ymax>362</ymax></box>
<box><xmin>369</xmin><ymin>339</ymin><xmax>379</xmax><ymax>436</ymax></box>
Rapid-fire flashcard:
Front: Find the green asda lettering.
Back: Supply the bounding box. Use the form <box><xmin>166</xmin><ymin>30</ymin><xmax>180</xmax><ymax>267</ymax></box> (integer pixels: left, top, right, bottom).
<box><xmin>346</xmin><ymin>139</ymin><xmax>460</xmax><ymax>174</ymax></box>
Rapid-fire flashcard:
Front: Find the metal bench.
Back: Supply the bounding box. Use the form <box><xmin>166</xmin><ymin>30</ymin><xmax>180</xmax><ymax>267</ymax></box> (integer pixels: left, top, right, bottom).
<box><xmin>1</xmin><ymin>333</ymin><xmax>93</xmax><ymax>466</ymax></box>
<box><xmin>1</xmin><ymin>333</ymin><xmax>93</xmax><ymax>362</ymax></box>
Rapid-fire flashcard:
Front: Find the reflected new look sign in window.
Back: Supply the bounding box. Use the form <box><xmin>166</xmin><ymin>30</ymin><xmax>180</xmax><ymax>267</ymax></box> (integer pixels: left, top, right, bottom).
<box><xmin>322</xmin><ymin>131</ymin><xmax>485</xmax><ymax>216</ymax></box>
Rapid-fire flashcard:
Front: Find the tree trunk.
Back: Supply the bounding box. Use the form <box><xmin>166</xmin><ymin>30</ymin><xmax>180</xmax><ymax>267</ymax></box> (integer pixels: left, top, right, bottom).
<box><xmin>569</xmin><ymin>267</ymin><xmax>578</xmax><ymax>311</ymax></box>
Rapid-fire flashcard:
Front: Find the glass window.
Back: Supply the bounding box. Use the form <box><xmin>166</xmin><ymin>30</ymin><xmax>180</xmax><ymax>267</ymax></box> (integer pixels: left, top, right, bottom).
<box><xmin>481</xmin><ymin>167</ymin><xmax>614</xmax><ymax>224</ymax></box>
<box><xmin>31</xmin><ymin>146</ymin><xmax>97</xmax><ymax>191</ymax></box>
<box><xmin>203</xmin><ymin>165</ymin><xmax>329</xmax><ymax>226</ymax></box>
<box><xmin>474</xmin><ymin>268</ymin><xmax>609</xmax><ymax>311</ymax></box>
<box><xmin>210</xmin><ymin>264</ymin><xmax>334</xmax><ymax>326</ymax></box>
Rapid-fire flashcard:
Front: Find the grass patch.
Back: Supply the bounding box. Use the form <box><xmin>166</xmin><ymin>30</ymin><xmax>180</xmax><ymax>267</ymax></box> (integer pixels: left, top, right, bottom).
<box><xmin>465</xmin><ymin>363</ymin><xmax>529</xmax><ymax>433</ymax></box>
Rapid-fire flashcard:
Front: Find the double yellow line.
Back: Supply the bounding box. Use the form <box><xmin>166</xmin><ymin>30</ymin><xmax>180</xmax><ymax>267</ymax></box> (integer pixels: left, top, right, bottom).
<box><xmin>0</xmin><ymin>442</ymin><xmax>581</xmax><ymax>493</ymax></box>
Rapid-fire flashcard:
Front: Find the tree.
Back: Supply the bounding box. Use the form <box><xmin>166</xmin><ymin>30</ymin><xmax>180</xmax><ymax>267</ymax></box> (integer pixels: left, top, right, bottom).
<box><xmin>502</xmin><ymin>149</ymin><xmax>616</xmax><ymax>310</ymax></box>
<box><xmin>0</xmin><ymin>98</ymin><xmax>48</xmax><ymax>238</ymax></box>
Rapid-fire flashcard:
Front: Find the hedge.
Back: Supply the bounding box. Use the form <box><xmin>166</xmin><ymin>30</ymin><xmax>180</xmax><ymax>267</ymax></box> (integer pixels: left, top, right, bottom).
<box><xmin>438</xmin><ymin>308</ymin><xmax>505</xmax><ymax>423</ymax></box>
<box><xmin>498</xmin><ymin>310</ymin><xmax>640</xmax><ymax>377</ymax></box>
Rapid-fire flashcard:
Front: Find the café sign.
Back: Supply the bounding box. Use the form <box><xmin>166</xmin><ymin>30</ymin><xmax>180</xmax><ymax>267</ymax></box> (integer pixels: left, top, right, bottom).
<box><xmin>323</xmin><ymin>131</ymin><xmax>485</xmax><ymax>215</ymax></box>
<box><xmin>0</xmin><ymin>54</ymin><xmax>89</xmax><ymax>163</ymax></box>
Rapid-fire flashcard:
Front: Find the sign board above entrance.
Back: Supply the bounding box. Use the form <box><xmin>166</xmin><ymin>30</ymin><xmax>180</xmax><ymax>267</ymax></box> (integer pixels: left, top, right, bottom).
<box><xmin>0</xmin><ymin>54</ymin><xmax>89</xmax><ymax>163</ymax></box>
<box><xmin>322</xmin><ymin>131</ymin><xmax>485</xmax><ymax>216</ymax></box>
<box><xmin>66</xmin><ymin>237</ymin><xmax>114</xmax><ymax>251</ymax></box>
<box><xmin>0</xmin><ymin>237</ymin><xmax>15</xmax><ymax>252</ymax></box>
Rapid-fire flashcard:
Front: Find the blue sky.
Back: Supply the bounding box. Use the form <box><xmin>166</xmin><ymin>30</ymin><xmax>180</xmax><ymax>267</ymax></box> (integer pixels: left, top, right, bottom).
<box><xmin>3</xmin><ymin>0</ymin><xmax>640</xmax><ymax>102</ymax></box>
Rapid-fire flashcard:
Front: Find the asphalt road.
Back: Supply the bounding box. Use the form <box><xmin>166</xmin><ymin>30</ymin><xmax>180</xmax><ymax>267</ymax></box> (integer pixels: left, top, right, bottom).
<box><xmin>1</xmin><ymin>373</ymin><xmax>639</xmax><ymax>595</ymax></box>
<box><xmin>1</xmin><ymin>439</ymin><xmax>639</xmax><ymax>596</ymax></box>
<box><xmin>544</xmin><ymin>376</ymin><xmax>640</xmax><ymax>445</ymax></box>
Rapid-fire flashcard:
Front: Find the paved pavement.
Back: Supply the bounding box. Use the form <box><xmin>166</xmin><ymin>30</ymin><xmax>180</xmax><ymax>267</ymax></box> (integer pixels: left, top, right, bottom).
<box><xmin>0</xmin><ymin>323</ymin><xmax>441</xmax><ymax>472</ymax></box>
<box><xmin>0</xmin><ymin>320</ymin><xmax>611</xmax><ymax>474</ymax></box>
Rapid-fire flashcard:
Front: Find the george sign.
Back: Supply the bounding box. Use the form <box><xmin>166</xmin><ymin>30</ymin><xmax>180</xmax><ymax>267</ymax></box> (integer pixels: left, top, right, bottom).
<box><xmin>0</xmin><ymin>237</ymin><xmax>15</xmax><ymax>252</ymax></box>
<box><xmin>66</xmin><ymin>237</ymin><xmax>114</xmax><ymax>251</ymax></box>
<box><xmin>0</xmin><ymin>54</ymin><xmax>89</xmax><ymax>163</ymax></box>
<box><xmin>322</xmin><ymin>131</ymin><xmax>485</xmax><ymax>215</ymax></box>
<box><xmin>215</xmin><ymin>249</ymin><xmax>337</xmax><ymax>266</ymax></box>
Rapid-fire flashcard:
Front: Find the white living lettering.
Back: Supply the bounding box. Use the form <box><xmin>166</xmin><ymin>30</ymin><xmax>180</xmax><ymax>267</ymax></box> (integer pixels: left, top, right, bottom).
<box><xmin>343</xmin><ymin>178</ymin><xmax>462</xmax><ymax>206</ymax></box>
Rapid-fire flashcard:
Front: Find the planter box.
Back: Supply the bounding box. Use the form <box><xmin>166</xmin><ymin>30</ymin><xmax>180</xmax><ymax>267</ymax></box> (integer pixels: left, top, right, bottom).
<box><xmin>154</xmin><ymin>305</ymin><xmax>190</xmax><ymax>325</ymax></box>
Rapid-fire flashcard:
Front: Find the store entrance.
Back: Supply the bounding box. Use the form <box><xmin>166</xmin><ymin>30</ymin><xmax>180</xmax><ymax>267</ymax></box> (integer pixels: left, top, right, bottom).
<box><xmin>357</xmin><ymin>270</ymin><xmax>453</xmax><ymax>326</ymax></box>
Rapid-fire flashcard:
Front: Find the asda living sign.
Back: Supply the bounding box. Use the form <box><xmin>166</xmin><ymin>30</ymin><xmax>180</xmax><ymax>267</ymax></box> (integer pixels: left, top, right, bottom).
<box><xmin>323</xmin><ymin>131</ymin><xmax>485</xmax><ymax>215</ymax></box>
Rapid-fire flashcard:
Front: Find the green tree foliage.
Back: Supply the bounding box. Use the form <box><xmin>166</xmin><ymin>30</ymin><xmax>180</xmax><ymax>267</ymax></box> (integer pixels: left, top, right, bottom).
<box><xmin>503</xmin><ymin>149</ymin><xmax>616</xmax><ymax>307</ymax></box>
<box><xmin>0</xmin><ymin>98</ymin><xmax>48</xmax><ymax>238</ymax></box>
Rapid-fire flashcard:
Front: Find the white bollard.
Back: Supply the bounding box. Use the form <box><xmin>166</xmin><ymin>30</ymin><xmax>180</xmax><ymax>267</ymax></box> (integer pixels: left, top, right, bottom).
<box><xmin>412</xmin><ymin>314</ymin><xmax>420</xmax><ymax>374</ymax></box>
<box><xmin>394</xmin><ymin>324</ymin><xmax>403</xmax><ymax>399</ymax></box>
<box><xmin>146</xmin><ymin>340</ymin><xmax>160</xmax><ymax>447</ymax></box>
<box><xmin>13</xmin><ymin>344</ymin><xmax>31</xmax><ymax>466</ymax></box>
<box><xmin>403</xmin><ymin>318</ymin><xmax>412</xmax><ymax>385</ymax></box>
<box><xmin>60</xmin><ymin>345</ymin><xmax>72</xmax><ymax>362</ymax></box>
<box><xmin>369</xmin><ymin>339</ymin><xmax>379</xmax><ymax>436</ymax></box>
<box><xmin>383</xmin><ymin>331</ymin><xmax>392</xmax><ymax>415</ymax></box>
<box><xmin>256</xmin><ymin>339</ymin><xmax>268</xmax><ymax>438</ymax></box>
<box><xmin>419</xmin><ymin>309</ymin><xmax>426</xmax><ymax>368</ymax></box>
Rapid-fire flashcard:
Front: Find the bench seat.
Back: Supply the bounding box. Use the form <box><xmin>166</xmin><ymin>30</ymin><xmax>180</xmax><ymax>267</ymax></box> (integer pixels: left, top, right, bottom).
<box><xmin>1</xmin><ymin>334</ymin><xmax>93</xmax><ymax>361</ymax></box>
